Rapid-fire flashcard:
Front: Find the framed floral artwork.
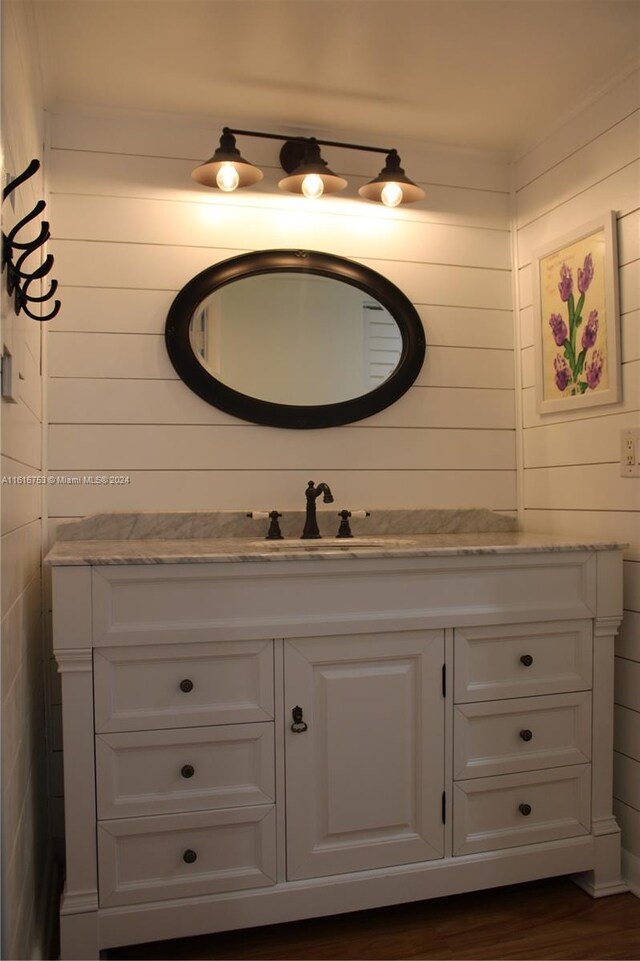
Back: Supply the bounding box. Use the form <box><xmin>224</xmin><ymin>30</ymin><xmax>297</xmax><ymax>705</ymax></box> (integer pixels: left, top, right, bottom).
<box><xmin>532</xmin><ymin>211</ymin><xmax>620</xmax><ymax>414</ymax></box>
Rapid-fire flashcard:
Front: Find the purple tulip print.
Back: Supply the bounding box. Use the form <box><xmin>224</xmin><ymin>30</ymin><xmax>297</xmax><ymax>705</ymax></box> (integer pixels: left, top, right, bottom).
<box><xmin>578</xmin><ymin>253</ymin><xmax>594</xmax><ymax>294</ymax></box>
<box><xmin>554</xmin><ymin>355</ymin><xmax>571</xmax><ymax>392</ymax></box>
<box><xmin>581</xmin><ymin>310</ymin><xmax>599</xmax><ymax>350</ymax></box>
<box><xmin>547</xmin><ymin>252</ymin><xmax>604</xmax><ymax>395</ymax></box>
<box><xmin>585</xmin><ymin>350</ymin><xmax>604</xmax><ymax>390</ymax></box>
<box><xmin>558</xmin><ymin>263</ymin><xmax>573</xmax><ymax>302</ymax></box>
<box><xmin>549</xmin><ymin>313</ymin><xmax>568</xmax><ymax>347</ymax></box>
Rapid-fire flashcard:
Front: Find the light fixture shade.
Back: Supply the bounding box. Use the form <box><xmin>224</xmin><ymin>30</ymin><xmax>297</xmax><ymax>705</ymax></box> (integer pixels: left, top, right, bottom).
<box><xmin>278</xmin><ymin>139</ymin><xmax>347</xmax><ymax>195</ymax></box>
<box><xmin>358</xmin><ymin>151</ymin><xmax>425</xmax><ymax>205</ymax></box>
<box><xmin>192</xmin><ymin>127</ymin><xmax>263</xmax><ymax>188</ymax></box>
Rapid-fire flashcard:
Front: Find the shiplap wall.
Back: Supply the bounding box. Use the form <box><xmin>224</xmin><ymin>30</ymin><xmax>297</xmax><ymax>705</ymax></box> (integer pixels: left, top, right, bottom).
<box><xmin>0</xmin><ymin>2</ymin><xmax>51</xmax><ymax>957</ymax></box>
<box><xmin>46</xmin><ymin>109</ymin><xmax>514</xmax><ymax>531</ymax></box>
<box><xmin>514</xmin><ymin>68</ymin><xmax>640</xmax><ymax>890</ymax></box>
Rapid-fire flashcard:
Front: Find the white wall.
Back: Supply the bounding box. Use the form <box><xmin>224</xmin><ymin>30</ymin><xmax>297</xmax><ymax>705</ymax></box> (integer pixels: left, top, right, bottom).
<box><xmin>0</xmin><ymin>2</ymin><xmax>52</xmax><ymax>957</ymax></box>
<box><xmin>46</xmin><ymin>109</ymin><xmax>515</xmax><ymax>530</ymax></box>
<box><xmin>513</xmin><ymin>69</ymin><xmax>640</xmax><ymax>889</ymax></box>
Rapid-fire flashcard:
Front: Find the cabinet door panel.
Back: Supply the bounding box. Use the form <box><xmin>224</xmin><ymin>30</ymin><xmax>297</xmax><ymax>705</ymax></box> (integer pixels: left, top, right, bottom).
<box><xmin>285</xmin><ymin>630</ymin><xmax>444</xmax><ymax>880</ymax></box>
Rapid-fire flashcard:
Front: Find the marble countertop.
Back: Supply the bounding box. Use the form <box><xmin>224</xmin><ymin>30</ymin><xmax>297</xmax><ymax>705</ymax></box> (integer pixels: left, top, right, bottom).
<box><xmin>45</xmin><ymin>530</ymin><xmax>627</xmax><ymax>566</ymax></box>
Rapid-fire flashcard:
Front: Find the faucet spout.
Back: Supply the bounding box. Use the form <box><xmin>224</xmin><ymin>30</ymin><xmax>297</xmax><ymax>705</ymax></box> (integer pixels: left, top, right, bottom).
<box><xmin>301</xmin><ymin>480</ymin><xmax>334</xmax><ymax>539</ymax></box>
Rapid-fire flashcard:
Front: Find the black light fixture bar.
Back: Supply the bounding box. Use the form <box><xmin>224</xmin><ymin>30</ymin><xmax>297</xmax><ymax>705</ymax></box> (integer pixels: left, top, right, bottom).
<box><xmin>192</xmin><ymin>127</ymin><xmax>426</xmax><ymax>206</ymax></box>
<box><xmin>225</xmin><ymin>127</ymin><xmax>395</xmax><ymax>156</ymax></box>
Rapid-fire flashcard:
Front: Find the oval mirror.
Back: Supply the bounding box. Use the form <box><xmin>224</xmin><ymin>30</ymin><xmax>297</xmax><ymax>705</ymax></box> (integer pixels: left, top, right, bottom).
<box><xmin>165</xmin><ymin>249</ymin><xmax>426</xmax><ymax>429</ymax></box>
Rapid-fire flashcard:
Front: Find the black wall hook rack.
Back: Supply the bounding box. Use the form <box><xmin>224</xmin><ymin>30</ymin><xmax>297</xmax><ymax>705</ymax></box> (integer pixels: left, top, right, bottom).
<box><xmin>2</xmin><ymin>159</ymin><xmax>60</xmax><ymax>322</ymax></box>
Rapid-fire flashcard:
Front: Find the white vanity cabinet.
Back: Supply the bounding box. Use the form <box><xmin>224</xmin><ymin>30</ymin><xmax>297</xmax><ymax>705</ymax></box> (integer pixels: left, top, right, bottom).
<box><xmin>50</xmin><ymin>545</ymin><xmax>626</xmax><ymax>959</ymax></box>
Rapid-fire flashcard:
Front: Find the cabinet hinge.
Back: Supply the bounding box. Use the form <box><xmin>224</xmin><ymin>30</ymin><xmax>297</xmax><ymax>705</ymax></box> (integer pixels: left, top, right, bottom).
<box><xmin>442</xmin><ymin>791</ymin><xmax>446</xmax><ymax>824</ymax></box>
<box><xmin>442</xmin><ymin>663</ymin><xmax>446</xmax><ymax>697</ymax></box>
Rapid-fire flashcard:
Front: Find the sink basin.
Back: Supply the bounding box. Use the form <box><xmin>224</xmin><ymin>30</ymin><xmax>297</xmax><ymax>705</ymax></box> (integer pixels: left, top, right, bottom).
<box><xmin>249</xmin><ymin>537</ymin><xmax>416</xmax><ymax>551</ymax></box>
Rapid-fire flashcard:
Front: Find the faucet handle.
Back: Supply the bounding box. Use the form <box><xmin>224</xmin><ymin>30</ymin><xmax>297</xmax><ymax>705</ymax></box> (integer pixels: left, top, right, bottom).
<box><xmin>335</xmin><ymin>510</ymin><xmax>371</xmax><ymax>538</ymax></box>
<box><xmin>266</xmin><ymin>511</ymin><xmax>284</xmax><ymax>540</ymax></box>
<box><xmin>246</xmin><ymin>510</ymin><xmax>284</xmax><ymax>540</ymax></box>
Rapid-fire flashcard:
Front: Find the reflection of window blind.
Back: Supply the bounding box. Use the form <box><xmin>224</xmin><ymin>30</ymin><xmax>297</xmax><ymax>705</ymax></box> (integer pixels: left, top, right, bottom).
<box><xmin>363</xmin><ymin>303</ymin><xmax>403</xmax><ymax>387</ymax></box>
<box><xmin>193</xmin><ymin>308</ymin><xmax>207</xmax><ymax>359</ymax></box>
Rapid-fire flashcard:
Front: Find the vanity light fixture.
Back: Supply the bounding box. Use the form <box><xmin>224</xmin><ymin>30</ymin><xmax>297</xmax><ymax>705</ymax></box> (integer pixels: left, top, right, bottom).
<box><xmin>278</xmin><ymin>138</ymin><xmax>347</xmax><ymax>199</ymax></box>
<box><xmin>191</xmin><ymin>128</ymin><xmax>264</xmax><ymax>191</ymax></box>
<box><xmin>192</xmin><ymin>127</ymin><xmax>425</xmax><ymax>207</ymax></box>
<box><xmin>358</xmin><ymin>150</ymin><xmax>426</xmax><ymax>208</ymax></box>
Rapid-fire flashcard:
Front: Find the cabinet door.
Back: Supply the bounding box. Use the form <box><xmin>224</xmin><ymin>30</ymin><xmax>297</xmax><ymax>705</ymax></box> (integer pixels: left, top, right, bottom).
<box><xmin>285</xmin><ymin>630</ymin><xmax>444</xmax><ymax>880</ymax></box>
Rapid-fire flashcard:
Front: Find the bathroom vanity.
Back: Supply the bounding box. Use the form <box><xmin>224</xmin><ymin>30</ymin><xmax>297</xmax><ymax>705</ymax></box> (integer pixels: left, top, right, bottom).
<box><xmin>47</xmin><ymin>511</ymin><xmax>627</xmax><ymax>959</ymax></box>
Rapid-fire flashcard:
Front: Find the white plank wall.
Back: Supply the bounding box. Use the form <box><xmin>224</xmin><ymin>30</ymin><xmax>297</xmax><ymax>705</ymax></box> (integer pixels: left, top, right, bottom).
<box><xmin>0</xmin><ymin>2</ymin><xmax>52</xmax><ymax>958</ymax></box>
<box><xmin>513</xmin><ymin>68</ymin><xmax>640</xmax><ymax>890</ymax></box>
<box><xmin>47</xmin><ymin>108</ymin><xmax>515</xmax><ymax>527</ymax></box>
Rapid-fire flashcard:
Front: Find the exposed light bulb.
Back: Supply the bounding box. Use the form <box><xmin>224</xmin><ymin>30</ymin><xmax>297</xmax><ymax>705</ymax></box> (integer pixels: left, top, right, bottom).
<box><xmin>216</xmin><ymin>162</ymin><xmax>240</xmax><ymax>192</ymax></box>
<box><xmin>380</xmin><ymin>182</ymin><xmax>403</xmax><ymax>208</ymax></box>
<box><xmin>301</xmin><ymin>173</ymin><xmax>324</xmax><ymax>199</ymax></box>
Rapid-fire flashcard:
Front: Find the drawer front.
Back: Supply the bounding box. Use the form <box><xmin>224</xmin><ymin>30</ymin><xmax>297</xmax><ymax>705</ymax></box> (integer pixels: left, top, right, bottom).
<box><xmin>454</xmin><ymin>692</ymin><xmax>591</xmax><ymax>779</ymax></box>
<box><xmin>94</xmin><ymin>640</ymin><xmax>274</xmax><ymax>732</ymax></box>
<box><xmin>96</xmin><ymin>723</ymin><xmax>275</xmax><ymax>819</ymax></box>
<box><xmin>98</xmin><ymin>806</ymin><xmax>276</xmax><ymax>907</ymax></box>
<box><xmin>454</xmin><ymin>620</ymin><xmax>592</xmax><ymax>703</ymax></box>
<box><xmin>453</xmin><ymin>765</ymin><xmax>591</xmax><ymax>856</ymax></box>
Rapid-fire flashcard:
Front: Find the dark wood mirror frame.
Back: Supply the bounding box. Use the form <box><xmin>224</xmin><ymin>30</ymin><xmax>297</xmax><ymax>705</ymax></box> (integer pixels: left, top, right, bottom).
<box><xmin>165</xmin><ymin>249</ymin><xmax>426</xmax><ymax>429</ymax></box>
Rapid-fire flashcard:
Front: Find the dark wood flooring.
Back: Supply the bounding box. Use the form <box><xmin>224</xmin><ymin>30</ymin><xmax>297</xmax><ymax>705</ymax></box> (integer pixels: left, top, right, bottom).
<box><xmin>106</xmin><ymin>876</ymin><xmax>640</xmax><ymax>961</ymax></box>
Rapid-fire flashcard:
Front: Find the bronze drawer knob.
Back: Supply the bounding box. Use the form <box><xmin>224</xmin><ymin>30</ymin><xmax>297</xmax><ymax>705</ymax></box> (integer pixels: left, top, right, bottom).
<box><xmin>181</xmin><ymin>764</ymin><xmax>195</xmax><ymax>779</ymax></box>
<box><xmin>183</xmin><ymin>849</ymin><xmax>197</xmax><ymax>864</ymax></box>
<box><xmin>519</xmin><ymin>803</ymin><xmax>532</xmax><ymax>816</ymax></box>
<box><xmin>519</xmin><ymin>729</ymin><xmax>533</xmax><ymax>742</ymax></box>
<box><xmin>520</xmin><ymin>654</ymin><xmax>534</xmax><ymax>667</ymax></box>
<box><xmin>179</xmin><ymin>678</ymin><xmax>194</xmax><ymax>693</ymax></box>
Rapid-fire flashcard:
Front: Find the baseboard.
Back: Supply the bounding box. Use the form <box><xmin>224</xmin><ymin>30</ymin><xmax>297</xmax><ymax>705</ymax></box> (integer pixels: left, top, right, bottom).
<box><xmin>621</xmin><ymin>848</ymin><xmax>640</xmax><ymax>899</ymax></box>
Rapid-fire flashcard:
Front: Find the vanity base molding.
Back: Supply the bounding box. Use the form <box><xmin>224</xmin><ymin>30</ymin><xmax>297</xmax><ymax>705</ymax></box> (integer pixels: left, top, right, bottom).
<box><xmin>51</xmin><ymin>547</ymin><xmax>625</xmax><ymax>960</ymax></box>
<box><xmin>62</xmin><ymin>836</ymin><xmax>595</xmax><ymax>958</ymax></box>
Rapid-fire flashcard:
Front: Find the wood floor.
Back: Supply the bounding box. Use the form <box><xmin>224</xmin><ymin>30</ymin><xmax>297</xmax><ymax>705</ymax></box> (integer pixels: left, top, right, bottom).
<box><xmin>106</xmin><ymin>876</ymin><xmax>640</xmax><ymax>960</ymax></box>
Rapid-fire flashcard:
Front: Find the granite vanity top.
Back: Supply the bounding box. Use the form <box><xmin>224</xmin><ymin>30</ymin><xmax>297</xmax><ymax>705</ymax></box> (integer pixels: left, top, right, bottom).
<box><xmin>44</xmin><ymin>509</ymin><xmax>626</xmax><ymax>566</ymax></box>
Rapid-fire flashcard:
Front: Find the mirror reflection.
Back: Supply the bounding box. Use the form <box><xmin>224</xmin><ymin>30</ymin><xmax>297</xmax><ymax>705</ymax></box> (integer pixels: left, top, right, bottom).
<box><xmin>189</xmin><ymin>274</ymin><xmax>403</xmax><ymax>406</ymax></box>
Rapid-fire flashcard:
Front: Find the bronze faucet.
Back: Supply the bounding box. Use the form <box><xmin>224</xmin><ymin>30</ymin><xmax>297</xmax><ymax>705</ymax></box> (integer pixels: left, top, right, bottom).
<box><xmin>301</xmin><ymin>481</ymin><xmax>334</xmax><ymax>538</ymax></box>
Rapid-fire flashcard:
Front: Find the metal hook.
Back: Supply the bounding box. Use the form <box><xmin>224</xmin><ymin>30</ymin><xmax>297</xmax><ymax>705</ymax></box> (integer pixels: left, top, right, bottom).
<box><xmin>6</xmin><ymin>201</ymin><xmax>47</xmax><ymax>246</ymax></box>
<box><xmin>20</xmin><ymin>299</ymin><xmax>61</xmax><ymax>322</ymax></box>
<box><xmin>1</xmin><ymin>158</ymin><xmax>60</xmax><ymax>322</ymax></box>
<box><xmin>2</xmin><ymin>159</ymin><xmax>40</xmax><ymax>203</ymax></box>
<box><xmin>14</xmin><ymin>249</ymin><xmax>54</xmax><ymax>282</ymax></box>
<box><xmin>23</xmin><ymin>275</ymin><xmax>58</xmax><ymax>303</ymax></box>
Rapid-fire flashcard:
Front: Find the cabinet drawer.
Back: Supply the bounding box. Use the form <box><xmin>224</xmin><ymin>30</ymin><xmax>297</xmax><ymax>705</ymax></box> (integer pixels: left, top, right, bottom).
<box><xmin>454</xmin><ymin>620</ymin><xmax>592</xmax><ymax>703</ymax></box>
<box><xmin>454</xmin><ymin>692</ymin><xmax>591</xmax><ymax>779</ymax></box>
<box><xmin>96</xmin><ymin>723</ymin><xmax>274</xmax><ymax>819</ymax></box>
<box><xmin>98</xmin><ymin>806</ymin><xmax>276</xmax><ymax>907</ymax></box>
<box><xmin>453</xmin><ymin>765</ymin><xmax>591</xmax><ymax>856</ymax></box>
<box><xmin>94</xmin><ymin>640</ymin><xmax>274</xmax><ymax>732</ymax></box>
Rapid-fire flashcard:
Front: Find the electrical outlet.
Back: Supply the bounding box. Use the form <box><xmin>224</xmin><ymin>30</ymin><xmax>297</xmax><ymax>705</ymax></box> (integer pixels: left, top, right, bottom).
<box><xmin>625</xmin><ymin>438</ymin><xmax>635</xmax><ymax>466</ymax></box>
<box><xmin>621</xmin><ymin>429</ymin><xmax>640</xmax><ymax>477</ymax></box>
